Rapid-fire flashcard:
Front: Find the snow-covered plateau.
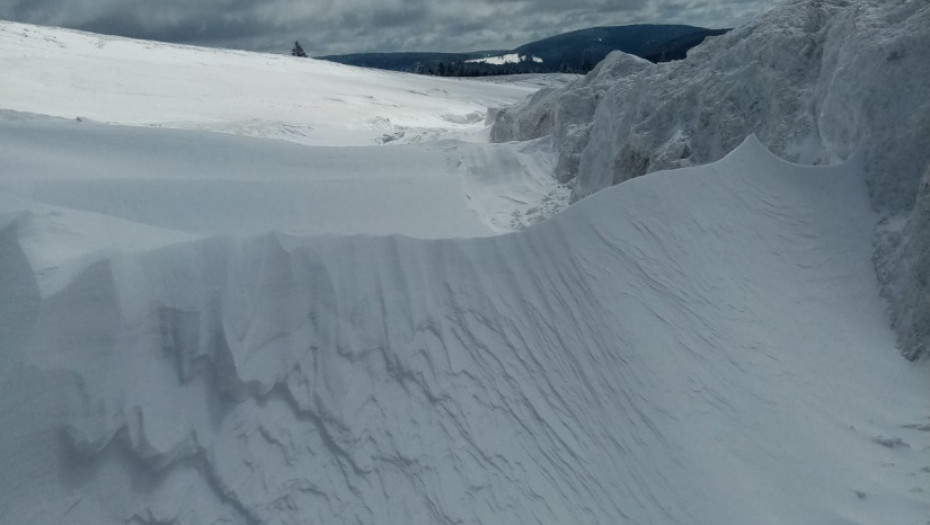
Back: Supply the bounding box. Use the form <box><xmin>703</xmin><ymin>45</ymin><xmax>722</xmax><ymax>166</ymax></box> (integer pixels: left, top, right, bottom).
<box><xmin>491</xmin><ymin>0</ymin><xmax>930</xmax><ymax>361</ymax></box>
<box><xmin>1</xmin><ymin>2</ymin><xmax>929</xmax><ymax>524</ymax></box>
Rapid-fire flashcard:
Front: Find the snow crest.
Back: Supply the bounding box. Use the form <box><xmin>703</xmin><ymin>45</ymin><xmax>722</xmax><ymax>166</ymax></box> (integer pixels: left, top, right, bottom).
<box><xmin>2</xmin><ymin>138</ymin><xmax>928</xmax><ymax>524</ymax></box>
<box><xmin>490</xmin><ymin>0</ymin><xmax>930</xmax><ymax>359</ymax></box>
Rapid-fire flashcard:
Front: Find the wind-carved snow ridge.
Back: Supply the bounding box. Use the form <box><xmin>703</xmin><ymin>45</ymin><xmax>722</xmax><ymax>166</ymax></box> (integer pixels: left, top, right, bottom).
<box><xmin>2</xmin><ymin>137</ymin><xmax>929</xmax><ymax>524</ymax></box>
<box><xmin>490</xmin><ymin>0</ymin><xmax>930</xmax><ymax>360</ymax></box>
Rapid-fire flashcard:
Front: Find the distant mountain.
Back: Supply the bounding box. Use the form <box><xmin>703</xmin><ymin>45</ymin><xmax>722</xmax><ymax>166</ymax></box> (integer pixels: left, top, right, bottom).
<box><xmin>313</xmin><ymin>51</ymin><xmax>497</xmax><ymax>74</ymax></box>
<box><xmin>510</xmin><ymin>24</ymin><xmax>728</xmax><ymax>71</ymax></box>
<box><xmin>319</xmin><ymin>24</ymin><xmax>728</xmax><ymax>76</ymax></box>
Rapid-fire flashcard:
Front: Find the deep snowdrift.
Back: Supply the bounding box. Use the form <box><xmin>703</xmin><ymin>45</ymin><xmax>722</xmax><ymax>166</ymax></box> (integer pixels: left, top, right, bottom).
<box><xmin>2</xmin><ymin>137</ymin><xmax>928</xmax><ymax>524</ymax></box>
<box><xmin>491</xmin><ymin>0</ymin><xmax>930</xmax><ymax>359</ymax></box>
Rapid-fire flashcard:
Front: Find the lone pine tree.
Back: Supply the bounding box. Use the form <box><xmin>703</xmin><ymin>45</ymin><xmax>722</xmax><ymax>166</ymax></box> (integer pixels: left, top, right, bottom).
<box><xmin>291</xmin><ymin>41</ymin><xmax>307</xmax><ymax>58</ymax></box>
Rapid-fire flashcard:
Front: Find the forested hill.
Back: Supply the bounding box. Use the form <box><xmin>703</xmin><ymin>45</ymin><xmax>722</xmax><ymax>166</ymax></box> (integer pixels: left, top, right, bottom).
<box><xmin>319</xmin><ymin>24</ymin><xmax>728</xmax><ymax>76</ymax></box>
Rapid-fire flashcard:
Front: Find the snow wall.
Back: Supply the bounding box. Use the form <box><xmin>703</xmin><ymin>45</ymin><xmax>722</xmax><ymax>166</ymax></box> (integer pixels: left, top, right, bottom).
<box><xmin>6</xmin><ymin>138</ymin><xmax>929</xmax><ymax>524</ymax></box>
<box><xmin>491</xmin><ymin>0</ymin><xmax>930</xmax><ymax>360</ymax></box>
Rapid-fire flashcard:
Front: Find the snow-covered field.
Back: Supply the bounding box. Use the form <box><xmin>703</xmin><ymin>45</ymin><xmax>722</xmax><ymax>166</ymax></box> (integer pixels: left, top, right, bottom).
<box><xmin>0</xmin><ymin>21</ymin><xmax>547</xmax><ymax>147</ymax></box>
<box><xmin>1</xmin><ymin>6</ymin><xmax>929</xmax><ymax>525</ymax></box>
<box><xmin>0</xmin><ymin>20</ymin><xmax>574</xmax><ymax>237</ymax></box>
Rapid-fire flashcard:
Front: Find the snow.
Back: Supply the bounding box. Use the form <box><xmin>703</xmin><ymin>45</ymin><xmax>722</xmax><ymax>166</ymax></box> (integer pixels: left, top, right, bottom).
<box><xmin>0</xmin><ymin>114</ymin><xmax>498</xmax><ymax>239</ymax></box>
<box><xmin>2</xmin><ymin>5</ymin><xmax>930</xmax><ymax>525</ymax></box>
<box><xmin>3</xmin><ymin>132</ymin><xmax>928</xmax><ymax>524</ymax></box>
<box><xmin>491</xmin><ymin>0</ymin><xmax>930</xmax><ymax>360</ymax></box>
<box><xmin>0</xmin><ymin>20</ymin><xmax>572</xmax><ymax>239</ymax></box>
<box><xmin>0</xmin><ymin>21</ymin><xmax>537</xmax><ymax>147</ymax></box>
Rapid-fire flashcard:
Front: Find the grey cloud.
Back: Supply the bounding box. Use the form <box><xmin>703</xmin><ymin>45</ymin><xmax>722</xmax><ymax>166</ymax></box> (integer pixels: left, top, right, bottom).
<box><xmin>0</xmin><ymin>0</ymin><xmax>773</xmax><ymax>55</ymax></box>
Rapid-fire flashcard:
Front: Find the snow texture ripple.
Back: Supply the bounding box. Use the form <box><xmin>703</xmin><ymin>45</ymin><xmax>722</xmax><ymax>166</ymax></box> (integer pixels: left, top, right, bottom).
<box><xmin>2</xmin><ymin>138</ymin><xmax>928</xmax><ymax>524</ymax></box>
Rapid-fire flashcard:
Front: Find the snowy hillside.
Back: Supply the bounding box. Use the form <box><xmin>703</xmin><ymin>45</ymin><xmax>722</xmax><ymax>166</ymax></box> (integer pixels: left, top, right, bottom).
<box><xmin>4</xmin><ymin>134</ymin><xmax>928</xmax><ymax>525</ymax></box>
<box><xmin>492</xmin><ymin>0</ymin><xmax>930</xmax><ymax>360</ymax></box>
<box><xmin>2</xmin><ymin>7</ymin><xmax>930</xmax><ymax>525</ymax></box>
<box><xmin>0</xmin><ymin>20</ymin><xmax>548</xmax><ymax>147</ymax></box>
<box><xmin>0</xmin><ymin>20</ymin><xmax>570</xmax><ymax>236</ymax></box>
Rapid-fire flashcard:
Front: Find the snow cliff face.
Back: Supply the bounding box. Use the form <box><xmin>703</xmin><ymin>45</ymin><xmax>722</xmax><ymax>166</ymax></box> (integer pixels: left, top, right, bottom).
<box><xmin>491</xmin><ymin>0</ymin><xmax>930</xmax><ymax>359</ymax></box>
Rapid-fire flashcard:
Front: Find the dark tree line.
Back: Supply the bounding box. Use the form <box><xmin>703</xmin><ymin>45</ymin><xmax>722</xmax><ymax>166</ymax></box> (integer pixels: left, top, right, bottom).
<box><xmin>317</xmin><ymin>26</ymin><xmax>729</xmax><ymax>77</ymax></box>
<box><xmin>412</xmin><ymin>59</ymin><xmax>595</xmax><ymax>78</ymax></box>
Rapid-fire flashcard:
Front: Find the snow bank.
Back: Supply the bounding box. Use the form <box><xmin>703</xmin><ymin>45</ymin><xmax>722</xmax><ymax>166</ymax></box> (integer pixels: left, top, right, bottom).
<box><xmin>0</xmin><ymin>19</ymin><xmax>576</xmax><ymax>239</ymax></box>
<box><xmin>491</xmin><ymin>0</ymin><xmax>930</xmax><ymax>359</ymax></box>
<box><xmin>2</xmin><ymin>137</ymin><xmax>928</xmax><ymax>524</ymax></box>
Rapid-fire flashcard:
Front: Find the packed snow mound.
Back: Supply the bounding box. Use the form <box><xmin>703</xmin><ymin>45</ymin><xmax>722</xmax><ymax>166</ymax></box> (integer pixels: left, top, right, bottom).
<box><xmin>0</xmin><ymin>20</ymin><xmax>574</xmax><ymax>238</ymax></box>
<box><xmin>0</xmin><ymin>20</ymin><xmax>538</xmax><ymax>146</ymax></box>
<box><xmin>2</xmin><ymin>137</ymin><xmax>928</xmax><ymax>524</ymax></box>
<box><xmin>491</xmin><ymin>0</ymin><xmax>930</xmax><ymax>359</ymax></box>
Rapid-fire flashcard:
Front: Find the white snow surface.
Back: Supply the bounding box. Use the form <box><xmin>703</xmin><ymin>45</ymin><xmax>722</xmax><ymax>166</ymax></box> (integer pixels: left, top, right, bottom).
<box><xmin>0</xmin><ymin>21</ymin><xmax>539</xmax><ymax>147</ymax></box>
<box><xmin>3</xmin><ymin>134</ymin><xmax>928</xmax><ymax>525</ymax></box>
<box><xmin>0</xmin><ymin>19</ymin><xmax>573</xmax><ymax>239</ymax></box>
<box><xmin>491</xmin><ymin>0</ymin><xmax>930</xmax><ymax>359</ymax></box>
<box><xmin>1</xmin><ymin>10</ymin><xmax>930</xmax><ymax>525</ymax></box>
<box><xmin>0</xmin><ymin>114</ymin><xmax>498</xmax><ymax>239</ymax></box>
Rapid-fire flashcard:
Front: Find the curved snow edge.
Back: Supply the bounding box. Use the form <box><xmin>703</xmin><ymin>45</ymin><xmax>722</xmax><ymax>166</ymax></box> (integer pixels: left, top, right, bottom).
<box><xmin>5</xmin><ymin>135</ymin><xmax>928</xmax><ymax>525</ymax></box>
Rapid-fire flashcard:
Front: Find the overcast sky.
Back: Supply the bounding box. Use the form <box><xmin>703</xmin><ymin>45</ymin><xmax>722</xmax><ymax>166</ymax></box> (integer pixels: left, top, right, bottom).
<box><xmin>0</xmin><ymin>0</ymin><xmax>775</xmax><ymax>55</ymax></box>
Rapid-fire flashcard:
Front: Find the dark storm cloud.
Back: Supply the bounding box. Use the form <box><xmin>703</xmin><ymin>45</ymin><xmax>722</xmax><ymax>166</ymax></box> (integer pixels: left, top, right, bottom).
<box><xmin>0</xmin><ymin>0</ymin><xmax>773</xmax><ymax>55</ymax></box>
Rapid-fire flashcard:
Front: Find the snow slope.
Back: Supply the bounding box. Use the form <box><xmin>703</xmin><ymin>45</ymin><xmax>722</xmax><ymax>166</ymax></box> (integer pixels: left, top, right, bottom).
<box><xmin>1</xmin><ymin>11</ymin><xmax>929</xmax><ymax>525</ymax></box>
<box><xmin>0</xmin><ymin>20</ymin><xmax>539</xmax><ymax>147</ymax></box>
<box><xmin>0</xmin><ymin>114</ymin><xmax>498</xmax><ymax>238</ymax></box>
<box><xmin>2</xmin><ymin>136</ymin><xmax>928</xmax><ymax>525</ymax></box>
<box><xmin>491</xmin><ymin>0</ymin><xmax>930</xmax><ymax>359</ymax></box>
<box><xmin>0</xmin><ymin>19</ymin><xmax>571</xmax><ymax>237</ymax></box>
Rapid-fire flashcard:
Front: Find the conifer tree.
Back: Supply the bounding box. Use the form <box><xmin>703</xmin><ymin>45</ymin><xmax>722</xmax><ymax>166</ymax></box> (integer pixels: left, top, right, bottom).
<box><xmin>291</xmin><ymin>41</ymin><xmax>307</xmax><ymax>58</ymax></box>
